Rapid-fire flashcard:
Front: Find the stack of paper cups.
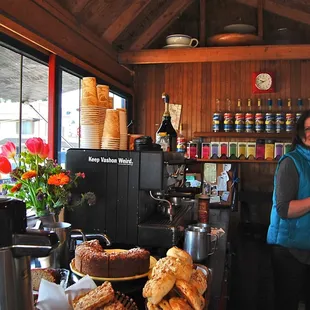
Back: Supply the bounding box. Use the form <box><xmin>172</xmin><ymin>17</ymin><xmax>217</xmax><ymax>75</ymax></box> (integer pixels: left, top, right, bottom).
<box><xmin>96</xmin><ymin>85</ymin><xmax>110</xmax><ymax>141</ymax></box>
<box><xmin>118</xmin><ymin>108</ymin><xmax>128</xmax><ymax>150</ymax></box>
<box><xmin>101</xmin><ymin>109</ymin><xmax>120</xmax><ymax>150</ymax></box>
<box><xmin>80</xmin><ymin>77</ymin><xmax>100</xmax><ymax>149</ymax></box>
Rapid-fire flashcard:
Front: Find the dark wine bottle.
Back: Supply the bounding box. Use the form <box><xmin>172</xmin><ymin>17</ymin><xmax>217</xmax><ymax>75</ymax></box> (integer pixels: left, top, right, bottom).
<box><xmin>156</xmin><ymin>92</ymin><xmax>177</xmax><ymax>151</ymax></box>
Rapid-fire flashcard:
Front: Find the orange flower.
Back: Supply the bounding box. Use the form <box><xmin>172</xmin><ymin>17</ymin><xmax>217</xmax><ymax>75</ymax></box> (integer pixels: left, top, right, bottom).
<box><xmin>21</xmin><ymin>170</ymin><xmax>37</xmax><ymax>180</ymax></box>
<box><xmin>10</xmin><ymin>183</ymin><xmax>22</xmax><ymax>193</ymax></box>
<box><xmin>48</xmin><ymin>173</ymin><xmax>70</xmax><ymax>186</ymax></box>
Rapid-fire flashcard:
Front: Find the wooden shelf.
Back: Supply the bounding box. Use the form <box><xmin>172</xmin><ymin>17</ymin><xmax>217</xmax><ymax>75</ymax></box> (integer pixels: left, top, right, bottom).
<box><xmin>193</xmin><ymin>131</ymin><xmax>292</xmax><ymax>139</ymax></box>
<box><xmin>197</xmin><ymin>159</ymin><xmax>278</xmax><ymax>164</ymax></box>
<box><xmin>118</xmin><ymin>45</ymin><xmax>310</xmax><ymax>65</ymax></box>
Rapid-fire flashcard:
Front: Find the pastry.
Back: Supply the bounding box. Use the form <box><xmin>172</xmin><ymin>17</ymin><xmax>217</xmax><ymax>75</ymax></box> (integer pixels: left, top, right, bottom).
<box><xmin>143</xmin><ymin>271</ymin><xmax>176</xmax><ymax>305</ymax></box>
<box><xmin>103</xmin><ymin>299</ymin><xmax>125</xmax><ymax>309</ymax></box>
<box><xmin>169</xmin><ymin>297</ymin><xmax>193</xmax><ymax>310</ymax></box>
<box><xmin>189</xmin><ymin>269</ymin><xmax>208</xmax><ymax>295</ymax></box>
<box><xmin>152</xmin><ymin>256</ymin><xmax>193</xmax><ymax>282</ymax></box>
<box><xmin>73</xmin><ymin>281</ymin><xmax>114</xmax><ymax>310</ymax></box>
<box><xmin>146</xmin><ymin>301</ymin><xmax>160</xmax><ymax>310</ymax></box>
<box><xmin>166</xmin><ymin>247</ymin><xmax>193</xmax><ymax>265</ymax></box>
<box><xmin>175</xmin><ymin>279</ymin><xmax>205</xmax><ymax>310</ymax></box>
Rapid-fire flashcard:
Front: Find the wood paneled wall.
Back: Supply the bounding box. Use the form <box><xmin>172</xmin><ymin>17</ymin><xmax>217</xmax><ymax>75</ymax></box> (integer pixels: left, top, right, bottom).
<box><xmin>134</xmin><ymin>60</ymin><xmax>310</xmax><ymax>139</ymax></box>
<box><xmin>134</xmin><ymin>60</ymin><xmax>310</xmax><ymax>219</ymax></box>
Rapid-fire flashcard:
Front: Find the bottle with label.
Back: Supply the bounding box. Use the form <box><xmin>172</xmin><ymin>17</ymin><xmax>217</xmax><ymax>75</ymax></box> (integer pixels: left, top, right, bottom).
<box><xmin>276</xmin><ymin>98</ymin><xmax>285</xmax><ymax>133</ymax></box>
<box><xmin>255</xmin><ymin>98</ymin><xmax>265</xmax><ymax>133</ymax></box>
<box><xmin>156</xmin><ymin>92</ymin><xmax>177</xmax><ymax>151</ymax></box>
<box><xmin>285</xmin><ymin>98</ymin><xmax>294</xmax><ymax>133</ymax></box>
<box><xmin>224</xmin><ymin>98</ymin><xmax>234</xmax><ymax>132</ymax></box>
<box><xmin>176</xmin><ymin>123</ymin><xmax>186</xmax><ymax>153</ymax></box>
<box><xmin>245</xmin><ymin>98</ymin><xmax>254</xmax><ymax>133</ymax></box>
<box><xmin>212</xmin><ymin>99</ymin><xmax>222</xmax><ymax>132</ymax></box>
<box><xmin>265</xmin><ymin>98</ymin><xmax>275</xmax><ymax>133</ymax></box>
<box><xmin>296</xmin><ymin>98</ymin><xmax>303</xmax><ymax>123</ymax></box>
<box><xmin>235</xmin><ymin>99</ymin><xmax>245</xmax><ymax>133</ymax></box>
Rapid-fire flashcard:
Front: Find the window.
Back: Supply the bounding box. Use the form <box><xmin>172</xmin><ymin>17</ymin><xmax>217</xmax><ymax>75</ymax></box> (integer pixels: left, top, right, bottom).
<box><xmin>0</xmin><ymin>41</ymin><xmax>48</xmax><ymax>187</ymax></box>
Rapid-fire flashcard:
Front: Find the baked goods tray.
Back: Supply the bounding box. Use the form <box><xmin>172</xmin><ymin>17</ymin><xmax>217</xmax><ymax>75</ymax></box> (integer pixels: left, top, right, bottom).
<box><xmin>144</xmin><ymin>264</ymin><xmax>212</xmax><ymax>310</ymax></box>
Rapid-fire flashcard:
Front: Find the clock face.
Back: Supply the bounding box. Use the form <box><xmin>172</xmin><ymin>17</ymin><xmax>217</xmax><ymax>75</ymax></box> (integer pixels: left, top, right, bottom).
<box><xmin>255</xmin><ymin>73</ymin><xmax>272</xmax><ymax>90</ymax></box>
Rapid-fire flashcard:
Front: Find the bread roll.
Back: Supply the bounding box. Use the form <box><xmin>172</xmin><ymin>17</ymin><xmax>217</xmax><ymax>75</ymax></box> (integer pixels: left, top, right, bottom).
<box><xmin>158</xmin><ymin>299</ymin><xmax>172</xmax><ymax>310</ymax></box>
<box><xmin>189</xmin><ymin>269</ymin><xmax>208</xmax><ymax>295</ymax></box>
<box><xmin>169</xmin><ymin>297</ymin><xmax>193</xmax><ymax>310</ymax></box>
<box><xmin>175</xmin><ymin>280</ymin><xmax>205</xmax><ymax>310</ymax></box>
<box><xmin>166</xmin><ymin>247</ymin><xmax>193</xmax><ymax>265</ymax></box>
<box><xmin>143</xmin><ymin>272</ymin><xmax>176</xmax><ymax>305</ymax></box>
<box><xmin>152</xmin><ymin>256</ymin><xmax>192</xmax><ymax>282</ymax></box>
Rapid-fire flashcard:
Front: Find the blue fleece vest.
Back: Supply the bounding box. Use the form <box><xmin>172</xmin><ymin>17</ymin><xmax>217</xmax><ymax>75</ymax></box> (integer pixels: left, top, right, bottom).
<box><xmin>267</xmin><ymin>144</ymin><xmax>310</xmax><ymax>250</ymax></box>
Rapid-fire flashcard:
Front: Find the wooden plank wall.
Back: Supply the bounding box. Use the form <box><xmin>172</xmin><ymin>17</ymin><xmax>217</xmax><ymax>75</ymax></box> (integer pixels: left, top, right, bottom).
<box><xmin>134</xmin><ymin>60</ymin><xmax>310</xmax><ymax>139</ymax></box>
<box><xmin>134</xmin><ymin>60</ymin><xmax>310</xmax><ymax>219</ymax></box>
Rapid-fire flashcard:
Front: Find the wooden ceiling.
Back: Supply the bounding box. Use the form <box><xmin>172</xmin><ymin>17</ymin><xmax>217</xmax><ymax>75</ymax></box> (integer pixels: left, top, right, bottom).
<box><xmin>53</xmin><ymin>0</ymin><xmax>310</xmax><ymax>51</ymax></box>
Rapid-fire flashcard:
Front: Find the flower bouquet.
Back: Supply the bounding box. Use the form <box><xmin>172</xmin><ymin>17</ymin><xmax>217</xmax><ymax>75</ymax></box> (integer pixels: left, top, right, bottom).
<box><xmin>0</xmin><ymin>138</ymin><xmax>95</xmax><ymax>220</ymax></box>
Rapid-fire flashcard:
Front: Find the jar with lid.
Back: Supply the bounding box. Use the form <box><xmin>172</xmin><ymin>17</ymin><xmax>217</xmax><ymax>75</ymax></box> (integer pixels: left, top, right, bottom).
<box><xmin>196</xmin><ymin>194</ymin><xmax>210</xmax><ymax>224</ymax></box>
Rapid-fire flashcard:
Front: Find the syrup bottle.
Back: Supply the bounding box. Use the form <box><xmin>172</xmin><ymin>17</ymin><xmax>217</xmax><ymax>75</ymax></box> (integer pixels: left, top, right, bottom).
<box><xmin>176</xmin><ymin>123</ymin><xmax>186</xmax><ymax>153</ymax></box>
<box><xmin>156</xmin><ymin>92</ymin><xmax>177</xmax><ymax>152</ymax></box>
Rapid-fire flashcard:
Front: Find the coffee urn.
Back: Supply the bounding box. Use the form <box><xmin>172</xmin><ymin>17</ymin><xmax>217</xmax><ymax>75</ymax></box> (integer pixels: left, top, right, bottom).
<box><xmin>0</xmin><ymin>197</ymin><xmax>59</xmax><ymax>310</ymax></box>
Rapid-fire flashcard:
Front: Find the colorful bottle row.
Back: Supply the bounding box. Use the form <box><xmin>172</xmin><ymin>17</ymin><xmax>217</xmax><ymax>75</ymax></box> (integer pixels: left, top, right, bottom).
<box><xmin>213</xmin><ymin>98</ymin><xmax>304</xmax><ymax>133</ymax></box>
<box><xmin>186</xmin><ymin>140</ymin><xmax>291</xmax><ymax>161</ymax></box>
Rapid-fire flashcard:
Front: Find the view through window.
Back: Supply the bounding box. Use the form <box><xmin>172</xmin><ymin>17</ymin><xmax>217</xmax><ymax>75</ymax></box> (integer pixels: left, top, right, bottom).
<box><xmin>0</xmin><ymin>45</ymin><xmax>48</xmax><ymax>190</ymax></box>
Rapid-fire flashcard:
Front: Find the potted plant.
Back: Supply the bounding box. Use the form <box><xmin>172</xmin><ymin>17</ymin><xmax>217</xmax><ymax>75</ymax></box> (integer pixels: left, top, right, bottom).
<box><xmin>0</xmin><ymin>138</ymin><xmax>95</xmax><ymax>223</ymax></box>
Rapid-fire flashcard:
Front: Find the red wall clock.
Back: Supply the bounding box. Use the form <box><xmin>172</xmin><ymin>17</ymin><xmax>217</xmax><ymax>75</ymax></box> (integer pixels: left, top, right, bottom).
<box><xmin>252</xmin><ymin>71</ymin><xmax>275</xmax><ymax>94</ymax></box>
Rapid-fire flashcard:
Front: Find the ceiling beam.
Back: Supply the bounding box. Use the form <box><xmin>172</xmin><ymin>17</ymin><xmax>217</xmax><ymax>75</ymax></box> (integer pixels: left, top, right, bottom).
<box><xmin>32</xmin><ymin>0</ymin><xmax>116</xmax><ymax>60</ymax></box>
<box><xmin>129</xmin><ymin>0</ymin><xmax>194</xmax><ymax>51</ymax></box>
<box><xmin>67</xmin><ymin>0</ymin><xmax>92</xmax><ymax>15</ymax></box>
<box><xmin>118</xmin><ymin>45</ymin><xmax>310</xmax><ymax>64</ymax></box>
<box><xmin>0</xmin><ymin>0</ymin><xmax>133</xmax><ymax>90</ymax></box>
<box><xmin>236</xmin><ymin>0</ymin><xmax>310</xmax><ymax>25</ymax></box>
<box><xmin>102</xmin><ymin>0</ymin><xmax>152</xmax><ymax>44</ymax></box>
<box><xmin>199</xmin><ymin>0</ymin><xmax>206</xmax><ymax>47</ymax></box>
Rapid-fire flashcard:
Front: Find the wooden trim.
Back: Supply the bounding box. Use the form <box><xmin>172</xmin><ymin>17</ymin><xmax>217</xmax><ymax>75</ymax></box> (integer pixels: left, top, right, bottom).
<box><xmin>118</xmin><ymin>45</ymin><xmax>310</xmax><ymax>64</ymax></box>
<box><xmin>48</xmin><ymin>54</ymin><xmax>57</xmax><ymax>159</ymax></box>
<box><xmin>129</xmin><ymin>0</ymin><xmax>194</xmax><ymax>51</ymax></box>
<box><xmin>31</xmin><ymin>0</ymin><xmax>117</xmax><ymax>60</ymax></box>
<box><xmin>102</xmin><ymin>0</ymin><xmax>151</xmax><ymax>43</ymax></box>
<box><xmin>236</xmin><ymin>0</ymin><xmax>310</xmax><ymax>25</ymax></box>
<box><xmin>199</xmin><ymin>0</ymin><xmax>206</xmax><ymax>47</ymax></box>
<box><xmin>257</xmin><ymin>0</ymin><xmax>264</xmax><ymax>39</ymax></box>
<box><xmin>0</xmin><ymin>16</ymin><xmax>134</xmax><ymax>95</ymax></box>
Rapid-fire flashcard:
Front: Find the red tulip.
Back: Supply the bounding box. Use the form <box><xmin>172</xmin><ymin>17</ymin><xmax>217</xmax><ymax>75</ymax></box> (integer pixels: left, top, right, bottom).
<box><xmin>0</xmin><ymin>156</ymin><xmax>12</xmax><ymax>174</ymax></box>
<box><xmin>39</xmin><ymin>143</ymin><xmax>49</xmax><ymax>159</ymax></box>
<box><xmin>1</xmin><ymin>141</ymin><xmax>16</xmax><ymax>159</ymax></box>
<box><xmin>25</xmin><ymin>138</ymin><xmax>44</xmax><ymax>155</ymax></box>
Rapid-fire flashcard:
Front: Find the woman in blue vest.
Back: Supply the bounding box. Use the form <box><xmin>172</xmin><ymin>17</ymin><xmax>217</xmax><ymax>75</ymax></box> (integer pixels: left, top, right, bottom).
<box><xmin>267</xmin><ymin>110</ymin><xmax>310</xmax><ymax>310</ymax></box>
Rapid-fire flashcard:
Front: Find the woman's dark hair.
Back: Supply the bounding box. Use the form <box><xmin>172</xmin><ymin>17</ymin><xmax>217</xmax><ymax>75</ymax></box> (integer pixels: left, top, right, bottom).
<box><xmin>291</xmin><ymin>109</ymin><xmax>310</xmax><ymax>150</ymax></box>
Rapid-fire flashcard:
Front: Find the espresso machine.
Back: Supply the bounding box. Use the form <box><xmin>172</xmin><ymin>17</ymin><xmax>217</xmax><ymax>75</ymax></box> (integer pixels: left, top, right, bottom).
<box><xmin>0</xmin><ymin>197</ymin><xmax>59</xmax><ymax>310</ymax></box>
<box><xmin>65</xmin><ymin>149</ymin><xmax>197</xmax><ymax>250</ymax></box>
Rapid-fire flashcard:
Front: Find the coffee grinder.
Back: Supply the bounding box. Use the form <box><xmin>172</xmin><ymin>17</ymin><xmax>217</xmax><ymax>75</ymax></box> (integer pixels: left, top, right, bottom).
<box><xmin>0</xmin><ymin>197</ymin><xmax>59</xmax><ymax>310</ymax></box>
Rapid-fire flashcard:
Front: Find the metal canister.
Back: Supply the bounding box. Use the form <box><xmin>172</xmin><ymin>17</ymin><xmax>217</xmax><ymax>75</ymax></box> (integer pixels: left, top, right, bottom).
<box><xmin>285</xmin><ymin>113</ymin><xmax>295</xmax><ymax>133</ymax></box>
<box><xmin>235</xmin><ymin>113</ymin><xmax>245</xmax><ymax>132</ymax></box>
<box><xmin>245</xmin><ymin>112</ymin><xmax>254</xmax><ymax>133</ymax></box>
<box><xmin>212</xmin><ymin>112</ymin><xmax>222</xmax><ymax>132</ymax></box>
<box><xmin>224</xmin><ymin>112</ymin><xmax>234</xmax><ymax>132</ymax></box>
<box><xmin>275</xmin><ymin>113</ymin><xmax>285</xmax><ymax>133</ymax></box>
<box><xmin>186</xmin><ymin>141</ymin><xmax>198</xmax><ymax>159</ymax></box>
<box><xmin>255</xmin><ymin>113</ymin><xmax>265</xmax><ymax>133</ymax></box>
<box><xmin>265</xmin><ymin>113</ymin><xmax>275</xmax><ymax>133</ymax></box>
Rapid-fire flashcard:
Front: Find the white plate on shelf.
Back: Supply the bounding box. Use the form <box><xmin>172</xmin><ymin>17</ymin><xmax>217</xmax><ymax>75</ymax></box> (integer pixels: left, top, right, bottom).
<box><xmin>224</xmin><ymin>24</ymin><xmax>256</xmax><ymax>34</ymax></box>
<box><xmin>163</xmin><ymin>44</ymin><xmax>193</xmax><ymax>49</ymax></box>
